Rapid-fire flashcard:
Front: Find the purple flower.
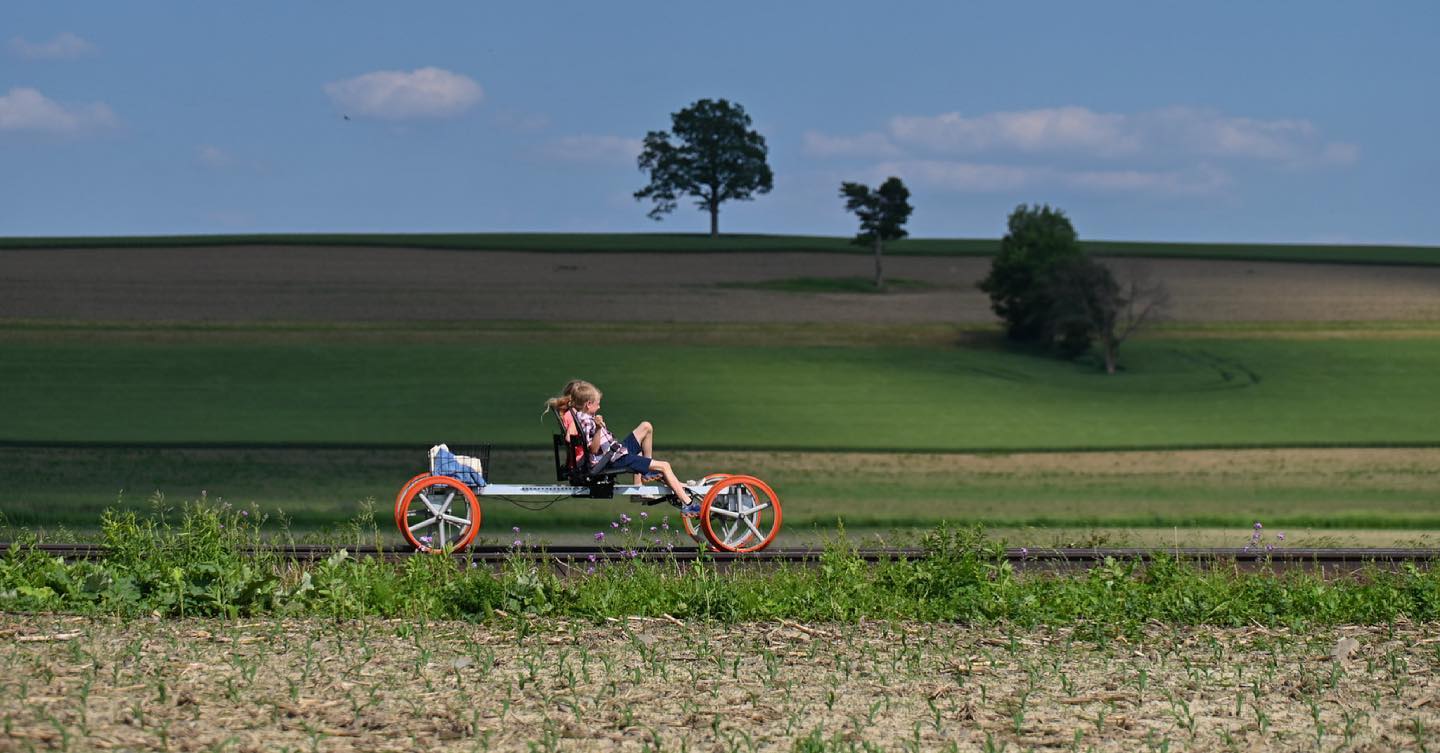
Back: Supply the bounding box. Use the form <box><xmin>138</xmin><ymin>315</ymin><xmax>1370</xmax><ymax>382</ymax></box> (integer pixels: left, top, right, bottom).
<box><xmin>586</xmin><ymin>566</ymin><xmax>595</xmax><ymax>575</ymax></box>
<box><xmin>650</xmin><ymin>526</ymin><xmax>658</xmax><ymax>532</ymax></box>
<box><xmin>594</xmin><ymin>532</ymin><xmax>605</xmax><ymax>542</ymax></box>
<box><xmin>611</xmin><ymin>522</ymin><xmax>619</xmax><ymax>529</ymax></box>
<box><xmin>1020</xmin><ymin>547</ymin><xmax>1028</xmax><ymax>557</ymax></box>
<box><xmin>654</xmin><ymin>539</ymin><xmax>661</xmax><ymax>546</ymax></box>
<box><xmin>240</xmin><ymin>510</ymin><xmax>248</xmax><ymax>517</ymax></box>
<box><xmin>587</xmin><ymin>553</ymin><xmax>597</xmax><ymax>563</ymax></box>
<box><xmin>512</xmin><ymin>540</ymin><xmax>523</xmax><ymax>548</ymax></box>
<box><xmin>1254</xmin><ymin>522</ymin><xmax>1263</xmax><ymax>530</ymax></box>
<box><xmin>420</xmin><ymin>535</ymin><xmax>433</xmax><ymax>545</ymax></box>
<box><xmin>629</xmin><ymin>549</ymin><xmax>638</xmax><ymax>558</ymax></box>
<box><xmin>640</xmin><ymin>511</ymin><xmax>649</xmax><ymax>519</ymax></box>
<box><xmin>512</xmin><ymin>526</ymin><xmax>521</xmax><ymax>534</ymax></box>
<box><xmin>1277</xmin><ymin>533</ymin><xmax>1285</xmax><ymax>541</ymax></box>
<box><xmin>661</xmin><ymin>522</ymin><xmax>670</xmax><ymax>531</ymax></box>
<box><xmin>620</xmin><ymin>513</ymin><xmax>631</xmax><ymax>525</ymax></box>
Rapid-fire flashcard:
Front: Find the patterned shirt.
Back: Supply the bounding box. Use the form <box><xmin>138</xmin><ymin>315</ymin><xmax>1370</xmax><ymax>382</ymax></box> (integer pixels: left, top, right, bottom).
<box><xmin>572</xmin><ymin>410</ymin><xmax>628</xmax><ymax>472</ymax></box>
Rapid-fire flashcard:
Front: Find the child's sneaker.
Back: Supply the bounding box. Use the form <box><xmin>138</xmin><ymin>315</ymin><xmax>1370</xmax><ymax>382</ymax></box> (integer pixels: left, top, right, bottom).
<box><xmin>680</xmin><ymin>501</ymin><xmax>703</xmax><ymax>518</ymax></box>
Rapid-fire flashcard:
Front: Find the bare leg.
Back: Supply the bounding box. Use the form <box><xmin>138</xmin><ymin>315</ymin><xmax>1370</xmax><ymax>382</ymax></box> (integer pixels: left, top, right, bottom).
<box><xmin>630</xmin><ymin>421</ymin><xmax>654</xmax><ymax>485</ymax></box>
<box><xmin>646</xmin><ymin>459</ymin><xmax>690</xmax><ymax>506</ymax></box>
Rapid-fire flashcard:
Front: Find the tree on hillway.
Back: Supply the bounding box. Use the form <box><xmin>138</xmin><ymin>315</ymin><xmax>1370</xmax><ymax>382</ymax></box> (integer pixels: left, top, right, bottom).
<box><xmin>840</xmin><ymin>177</ymin><xmax>913</xmax><ymax>290</ymax></box>
<box><xmin>634</xmin><ymin>99</ymin><xmax>774</xmax><ymax>238</ymax></box>
<box><xmin>978</xmin><ymin>204</ymin><xmax>1085</xmax><ymax>342</ymax></box>
<box><xmin>1045</xmin><ymin>257</ymin><xmax>1170</xmax><ymax>373</ymax></box>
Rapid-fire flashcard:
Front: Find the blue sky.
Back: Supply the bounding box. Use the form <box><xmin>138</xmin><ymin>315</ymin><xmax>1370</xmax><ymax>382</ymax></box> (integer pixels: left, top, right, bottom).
<box><xmin>3</xmin><ymin>1</ymin><xmax>1436</xmax><ymax>244</ymax></box>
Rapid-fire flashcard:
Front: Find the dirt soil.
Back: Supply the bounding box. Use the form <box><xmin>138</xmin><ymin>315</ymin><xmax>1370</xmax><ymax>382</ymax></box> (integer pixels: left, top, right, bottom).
<box><xmin>3</xmin><ymin>614</ymin><xmax>1437</xmax><ymax>752</ymax></box>
<box><xmin>4</xmin><ymin>246</ymin><xmax>1440</xmax><ymax>323</ymax></box>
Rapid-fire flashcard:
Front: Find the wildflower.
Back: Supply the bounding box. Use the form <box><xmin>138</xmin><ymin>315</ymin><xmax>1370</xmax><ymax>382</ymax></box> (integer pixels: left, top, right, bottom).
<box><xmin>1277</xmin><ymin>533</ymin><xmax>1286</xmax><ymax>541</ymax></box>
<box><xmin>1020</xmin><ymin>547</ymin><xmax>1028</xmax><ymax>557</ymax></box>
<box><xmin>654</xmin><ymin>538</ymin><xmax>661</xmax><ymax>546</ymax></box>
<box><xmin>620</xmin><ymin>513</ymin><xmax>631</xmax><ymax>525</ymax></box>
<box><xmin>1265</xmin><ymin>544</ymin><xmax>1274</xmax><ymax>552</ymax></box>
<box><xmin>629</xmin><ymin>549</ymin><xmax>638</xmax><ymax>558</ymax></box>
<box><xmin>512</xmin><ymin>540</ymin><xmax>522</xmax><ymax>548</ymax></box>
<box><xmin>586</xmin><ymin>566</ymin><xmax>595</xmax><ymax>575</ymax></box>
<box><xmin>587</xmin><ymin>553</ymin><xmax>597</xmax><ymax>563</ymax></box>
<box><xmin>420</xmin><ymin>535</ymin><xmax>433</xmax><ymax>545</ymax></box>
<box><xmin>650</xmin><ymin>526</ymin><xmax>657</xmax><ymax>532</ymax></box>
<box><xmin>594</xmin><ymin>532</ymin><xmax>605</xmax><ymax>542</ymax></box>
<box><xmin>1254</xmin><ymin>521</ymin><xmax>1263</xmax><ymax>530</ymax></box>
<box><xmin>640</xmin><ymin>511</ymin><xmax>649</xmax><ymax>519</ymax></box>
<box><xmin>240</xmin><ymin>510</ymin><xmax>248</xmax><ymax>517</ymax></box>
<box><xmin>611</xmin><ymin>521</ymin><xmax>619</xmax><ymax>529</ymax></box>
<box><xmin>661</xmin><ymin>522</ymin><xmax>670</xmax><ymax>531</ymax></box>
<box><xmin>512</xmin><ymin>526</ymin><xmax>521</xmax><ymax>534</ymax></box>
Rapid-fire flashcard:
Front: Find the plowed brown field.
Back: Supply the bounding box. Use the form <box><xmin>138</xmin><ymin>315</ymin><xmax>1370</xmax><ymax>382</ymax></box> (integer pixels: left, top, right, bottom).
<box><xmin>4</xmin><ymin>246</ymin><xmax>1440</xmax><ymax>323</ymax></box>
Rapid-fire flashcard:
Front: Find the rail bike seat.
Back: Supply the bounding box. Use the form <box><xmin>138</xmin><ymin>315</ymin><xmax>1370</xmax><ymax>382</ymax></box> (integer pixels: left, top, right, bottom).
<box><xmin>550</xmin><ymin>411</ymin><xmax>627</xmax><ymax>497</ymax></box>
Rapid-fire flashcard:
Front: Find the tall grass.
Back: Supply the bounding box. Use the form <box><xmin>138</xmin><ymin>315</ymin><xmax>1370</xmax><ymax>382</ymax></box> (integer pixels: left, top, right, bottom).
<box><xmin>3</xmin><ymin>507</ymin><xmax>1437</xmax><ymax>631</ymax></box>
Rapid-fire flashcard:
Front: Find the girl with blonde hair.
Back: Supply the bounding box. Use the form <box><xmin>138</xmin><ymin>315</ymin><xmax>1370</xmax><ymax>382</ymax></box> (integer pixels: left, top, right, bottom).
<box><xmin>544</xmin><ymin>380</ymin><xmax>697</xmax><ymax>515</ymax></box>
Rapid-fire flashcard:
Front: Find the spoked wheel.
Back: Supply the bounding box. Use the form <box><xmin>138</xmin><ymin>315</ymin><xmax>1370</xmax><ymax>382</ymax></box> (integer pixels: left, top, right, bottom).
<box><xmin>393</xmin><ymin>473</ymin><xmax>430</xmax><ymax>533</ymax></box>
<box><xmin>683</xmin><ymin>474</ymin><xmax>730</xmax><ymax>543</ymax></box>
<box><xmin>395</xmin><ymin>475</ymin><xmax>482</xmax><ymax>553</ymax></box>
<box><xmin>699</xmin><ymin>475</ymin><xmax>781</xmax><ymax>553</ymax></box>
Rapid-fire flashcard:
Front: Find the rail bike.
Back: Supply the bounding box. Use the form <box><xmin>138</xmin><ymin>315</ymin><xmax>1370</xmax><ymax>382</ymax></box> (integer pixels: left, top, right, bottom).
<box><xmin>392</xmin><ymin>426</ymin><xmax>781</xmax><ymax>555</ymax></box>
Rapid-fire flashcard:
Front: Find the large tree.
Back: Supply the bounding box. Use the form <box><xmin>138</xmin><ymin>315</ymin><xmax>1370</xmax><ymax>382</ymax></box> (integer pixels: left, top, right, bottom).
<box><xmin>978</xmin><ymin>204</ymin><xmax>1084</xmax><ymax>341</ymax></box>
<box><xmin>635</xmin><ymin>99</ymin><xmax>773</xmax><ymax>238</ymax></box>
<box><xmin>840</xmin><ymin>177</ymin><xmax>913</xmax><ymax>290</ymax></box>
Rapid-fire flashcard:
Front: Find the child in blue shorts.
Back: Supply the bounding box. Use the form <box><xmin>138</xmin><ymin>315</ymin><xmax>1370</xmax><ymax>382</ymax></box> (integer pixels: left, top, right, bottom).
<box><xmin>545</xmin><ymin>380</ymin><xmax>699</xmax><ymax>516</ymax></box>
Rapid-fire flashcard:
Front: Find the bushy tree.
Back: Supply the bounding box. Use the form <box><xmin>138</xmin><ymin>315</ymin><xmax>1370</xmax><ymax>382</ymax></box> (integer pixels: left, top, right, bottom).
<box><xmin>978</xmin><ymin>204</ymin><xmax>1084</xmax><ymax>341</ymax></box>
<box><xmin>1047</xmin><ymin>258</ymin><xmax>1169</xmax><ymax>373</ymax></box>
<box><xmin>839</xmin><ymin>177</ymin><xmax>913</xmax><ymax>290</ymax></box>
<box><xmin>634</xmin><ymin>99</ymin><xmax>773</xmax><ymax>238</ymax></box>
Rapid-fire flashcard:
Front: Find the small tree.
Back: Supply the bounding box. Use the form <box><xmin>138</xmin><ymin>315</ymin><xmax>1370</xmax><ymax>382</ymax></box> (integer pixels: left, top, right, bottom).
<box><xmin>840</xmin><ymin>177</ymin><xmax>913</xmax><ymax>290</ymax></box>
<box><xmin>1047</xmin><ymin>258</ymin><xmax>1170</xmax><ymax>373</ymax></box>
<box><xmin>978</xmin><ymin>204</ymin><xmax>1084</xmax><ymax>341</ymax></box>
<box><xmin>635</xmin><ymin>98</ymin><xmax>774</xmax><ymax>238</ymax></box>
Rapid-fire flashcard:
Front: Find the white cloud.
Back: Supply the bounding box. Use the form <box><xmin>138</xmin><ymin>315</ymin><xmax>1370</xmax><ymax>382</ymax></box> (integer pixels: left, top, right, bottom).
<box><xmin>801</xmin><ymin>130</ymin><xmax>900</xmax><ymax>158</ymax></box>
<box><xmin>324</xmin><ymin>67</ymin><xmax>482</xmax><ymax>120</ymax></box>
<box><xmin>8</xmin><ymin>32</ymin><xmax>96</xmax><ymax>60</ymax></box>
<box><xmin>889</xmin><ymin>107</ymin><xmax>1139</xmax><ymax>157</ymax></box>
<box><xmin>0</xmin><ymin>87</ymin><xmax>117</xmax><ymax>134</ymax></box>
<box><xmin>880</xmin><ymin>106</ymin><xmax>1354</xmax><ymax>167</ymax></box>
<box><xmin>540</xmin><ymin>135</ymin><xmax>642</xmax><ymax>165</ymax></box>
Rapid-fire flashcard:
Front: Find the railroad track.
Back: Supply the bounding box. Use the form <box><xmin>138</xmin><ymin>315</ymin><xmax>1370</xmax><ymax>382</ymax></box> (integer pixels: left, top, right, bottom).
<box><xmin>4</xmin><ymin>543</ymin><xmax>1438</xmax><ymax>572</ymax></box>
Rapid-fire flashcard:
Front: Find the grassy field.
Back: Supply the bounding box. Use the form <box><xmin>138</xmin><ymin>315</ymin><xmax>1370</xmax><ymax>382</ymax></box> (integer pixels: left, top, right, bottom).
<box><xmin>3</xmin><ymin>322</ymin><xmax>1440</xmax><ymax>539</ymax></box>
<box><xmin>3</xmin><ymin>445</ymin><xmax>1440</xmax><ymax>545</ymax></box>
<box><xmin>2</xmin><ymin>231</ymin><xmax>1438</xmax><ymax>265</ymax></box>
<box><xmin>3</xmin><ymin>326</ymin><xmax>1440</xmax><ymax>450</ymax></box>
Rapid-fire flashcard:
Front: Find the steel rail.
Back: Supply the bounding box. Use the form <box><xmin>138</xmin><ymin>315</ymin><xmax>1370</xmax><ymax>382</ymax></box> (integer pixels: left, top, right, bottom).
<box><xmin>4</xmin><ymin>542</ymin><xmax>1438</xmax><ymax>569</ymax></box>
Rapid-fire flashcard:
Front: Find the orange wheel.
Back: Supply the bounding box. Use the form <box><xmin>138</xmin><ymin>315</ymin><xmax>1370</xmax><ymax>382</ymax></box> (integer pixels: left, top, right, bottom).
<box><xmin>699</xmin><ymin>475</ymin><xmax>781</xmax><ymax>553</ymax></box>
<box><xmin>393</xmin><ymin>473</ymin><xmax>430</xmax><ymax>532</ymax></box>
<box><xmin>683</xmin><ymin>474</ymin><xmax>730</xmax><ymax>543</ymax></box>
<box><xmin>396</xmin><ymin>475</ymin><xmax>482</xmax><ymax>553</ymax></box>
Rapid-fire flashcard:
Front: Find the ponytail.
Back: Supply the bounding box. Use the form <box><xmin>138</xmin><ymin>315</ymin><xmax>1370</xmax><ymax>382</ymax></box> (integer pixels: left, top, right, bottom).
<box><xmin>541</xmin><ymin>379</ymin><xmax>591</xmax><ymax>420</ymax></box>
